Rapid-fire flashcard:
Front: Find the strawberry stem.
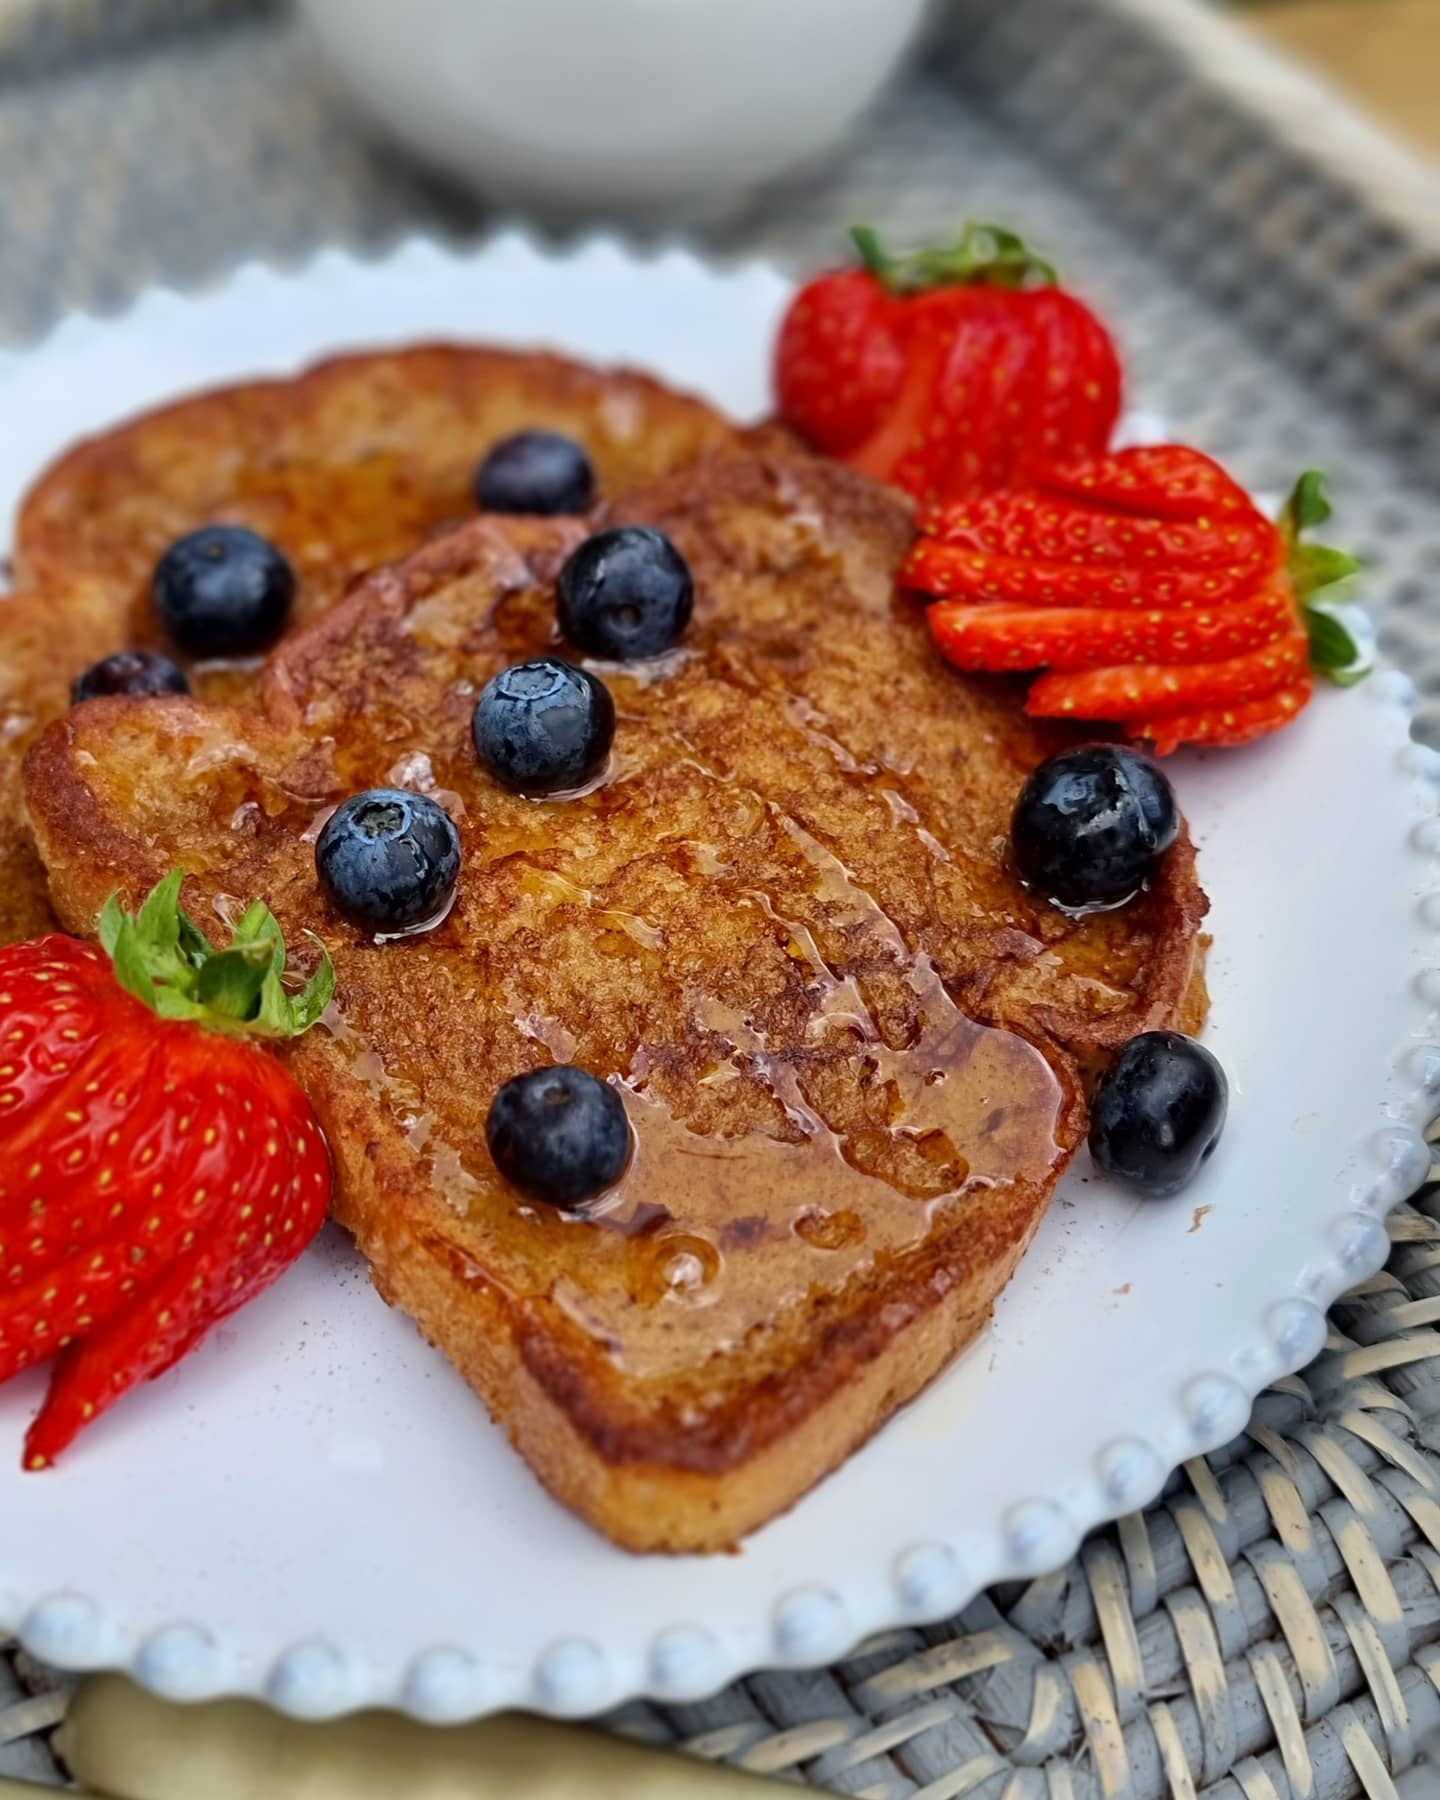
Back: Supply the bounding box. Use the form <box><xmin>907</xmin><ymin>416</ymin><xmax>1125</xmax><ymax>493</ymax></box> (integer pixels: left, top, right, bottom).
<box><xmin>850</xmin><ymin>224</ymin><xmax>892</xmax><ymax>281</ymax></box>
<box><xmin>1276</xmin><ymin>470</ymin><xmax>1369</xmax><ymax>686</ymax></box>
<box><xmin>99</xmin><ymin>871</ymin><xmax>334</xmax><ymax>1041</ymax></box>
<box><xmin>849</xmin><ymin>220</ymin><xmax>1058</xmax><ymax>295</ymax></box>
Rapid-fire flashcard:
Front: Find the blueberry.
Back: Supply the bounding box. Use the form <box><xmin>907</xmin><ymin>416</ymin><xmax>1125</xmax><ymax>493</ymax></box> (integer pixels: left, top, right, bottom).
<box><xmin>472</xmin><ymin>658</ymin><xmax>615</xmax><ymax>795</ymax></box>
<box><xmin>152</xmin><ymin>525</ymin><xmax>295</xmax><ymax>657</ymax></box>
<box><xmin>1089</xmin><ymin>1031</ymin><xmax>1228</xmax><ymax>1198</ymax></box>
<box><xmin>557</xmin><ymin>525</ymin><xmax>694</xmax><ymax>661</ymax></box>
<box><xmin>72</xmin><ymin>650</ymin><xmax>189</xmax><ymax>704</ymax></box>
<box><xmin>474</xmin><ymin>431</ymin><xmax>595</xmax><ymax>516</ymax></box>
<box><xmin>315</xmin><ymin>788</ymin><xmax>461</xmax><ymax>933</ymax></box>
<box><xmin>486</xmin><ymin>1065</ymin><xmax>632</xmax><ymax>1208</ymax></box>
<box><xmin>1012</xmin><ymin>745</ymin><xmax>1179</xmax><ymax>909</ymax></box>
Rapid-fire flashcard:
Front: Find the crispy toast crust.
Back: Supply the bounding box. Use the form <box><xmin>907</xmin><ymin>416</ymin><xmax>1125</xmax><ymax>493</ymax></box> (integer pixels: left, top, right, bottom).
<box><xmin>15</xmin><ymin>344</ymin><xmax>763</xmax><ymax>621</ymax></box>
<box><xmin>25</xmin><ymin>450</ymin><xmax>1207</xmax><ymax>1550</ymax></box>
<box><xmin>1</xmin><ymin>343</ymin><xmax>756</xmax><ymax>945</ymax></box>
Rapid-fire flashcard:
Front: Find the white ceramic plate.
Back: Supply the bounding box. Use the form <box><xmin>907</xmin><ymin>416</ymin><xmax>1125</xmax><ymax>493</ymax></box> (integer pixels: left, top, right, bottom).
<box><xmin>0</xmin><ymin>234</ymin><xmax>1435</xmax><ymax>1724</ymax></box>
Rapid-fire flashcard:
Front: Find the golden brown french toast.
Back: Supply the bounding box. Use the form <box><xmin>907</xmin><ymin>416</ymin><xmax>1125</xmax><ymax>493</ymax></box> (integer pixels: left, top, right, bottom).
<box><xmin>0</xmin><ymin>343</ymin><xmax>757</xmax><ymax>944</ymax></box>
<box><xmin>25</xmin><ymin>450</ymin><xmax>1207</xmax><ymax>1550</ymax></box>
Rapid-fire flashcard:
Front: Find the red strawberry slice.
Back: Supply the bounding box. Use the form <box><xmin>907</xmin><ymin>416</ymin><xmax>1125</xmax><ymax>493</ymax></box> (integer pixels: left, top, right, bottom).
<box><xmin>929</xmin><ymin>585</ymin><xmax>1297</xmax><ymax>673</ymax></box>
<box><xmin>27</xmin><ymin>1241</ymin><xmax>241</xmax><ymax>1468</ymax></box>
<box><xmin>0</xmin><ymin>874</ymin><xmax>334</xmax><ymax>1467</ymax></box>
<box><xmin>904</xmin><ymin>541</ymin><xmax>1277</xmax><ymax>611</ymax></box>
<box><xmin>1131</xmin><ymin>675</ymin><xmax>1317</xmax><ymax>756</ymax></box>
<box><xmin>849</xmin><ymin>319</ymin><xmax>950</xmax><ymax>489</ymax></box>
<box><xmin>24</xmin><ymin>1107</ymin><xmax>330</xmax><ymax>1468</ymax></box>
<box><xmin>891</xmin><ymin>290</ymin><xmax>1033</xmax><ymax>499</ymax></box>
<box><xmin>1023</xmin><ymin>288</ymin><xmax>1125</xmax><ymax>473</ymax></box>
<box><xmin>1040</xmin><ymin>445</ymin><xmax>1258</xmax><ymax>520</ymax></box>
<box><xmin>915</xmin><ymin>478</ymin><xmax>1276</xmax><ymax>574</ymax></box>
<box><xmin>1025</xmin><ymin>631</ymin><xmax>1312</xmax><ymax>721</ymax></box>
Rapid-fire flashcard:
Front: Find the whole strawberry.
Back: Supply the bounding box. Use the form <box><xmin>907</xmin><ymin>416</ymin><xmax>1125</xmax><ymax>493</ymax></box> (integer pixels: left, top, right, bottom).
<box><xmin>774</xmin><ymin>223</ymin><xmax>1121</xmax><ymax>501</ymax></box>
<box><xmin>0</xmin><ymin>872</ymin><xmax>333</xmax><ymax>1468</ymax></box>
<box><xmin>906</xmin><ymin>448</ymin><xmax>1367</xmax><ymax>751</ymax></box>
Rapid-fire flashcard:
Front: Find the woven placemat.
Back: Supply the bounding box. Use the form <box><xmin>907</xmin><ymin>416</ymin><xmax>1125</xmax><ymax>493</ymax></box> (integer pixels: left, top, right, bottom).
<box><xmin>2</xmin><ymin>2</ymin><xmax>1439</xmax><ymax>1794</ymax></box>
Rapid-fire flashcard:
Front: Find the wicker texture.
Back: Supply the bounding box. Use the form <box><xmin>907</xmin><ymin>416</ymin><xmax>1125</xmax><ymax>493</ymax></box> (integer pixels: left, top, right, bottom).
<box><xmin>2</xmin><ymin>1</ymin><xmax>1440</xmax><ymax>1794</ymax></box>
<box><xmin>609</xmin><ymin>1162</ymin><xmax>1440</xmax><ymax>1797</ymax></box>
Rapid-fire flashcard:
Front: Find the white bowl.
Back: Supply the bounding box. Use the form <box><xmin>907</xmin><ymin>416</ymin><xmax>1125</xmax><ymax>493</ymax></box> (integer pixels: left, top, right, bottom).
<box><xmin>299</xmin><ymin>0</ymin><xmax>931</xmax><ymax>221</ymax></box>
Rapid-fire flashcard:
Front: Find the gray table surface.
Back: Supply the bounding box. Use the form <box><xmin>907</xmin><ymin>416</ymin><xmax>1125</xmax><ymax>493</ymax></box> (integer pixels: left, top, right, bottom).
<box><xmin>3</xmin><ymin>3</ymin><xmax>1440</xmax><ymax>1796</ymax></box>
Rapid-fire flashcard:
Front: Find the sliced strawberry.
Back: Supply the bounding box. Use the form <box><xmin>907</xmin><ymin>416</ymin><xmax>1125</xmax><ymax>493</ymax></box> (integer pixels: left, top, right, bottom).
<box><xmin>911</xmin><ymin>455</ymin><xmax>1367</xmax><ymax>753</ymax></box>
<box><xmin>904</xmin><ymin>541</ymin><xmax>1277</xmax><ymax>610</ymax></box>
<box><xmin>1005</xmin><ymin>287</ymin><xmax>1123</xmax><ymax>478</ymax></box>
<box><xmin>1130</xmin><ymin>675</ymin><xmax>1317</xmax><ymax>756</ymax></box>
<box><xmin>916</xmin><ymin>479</ymin><xmax>1276</xmax><ymax>576</ymax></box>
<box><xmin>915</xmin><ymin>290</ymin><xmax>1035</xmax><ymax>497</ymax></box>
<box><xmin>1041</xmin><ymin>445</ymin><xmax>1256</xmax><ymax>521</ymax></box>
<box><xmin>0</xmin><ymin>875</ymin><xmax>334</xmax><ymax>1467</ymax></box>
<box><xmin>928</xmin><ymin>586</ymin><xmax>1297</xmax><ymax>673</ymax></box>
<box><xmin>23</xmin><ymin>1105</ymin><xmax>330</xmax><ymax>1466</ymax></box>
<box><xmin>867</xmin><ymin>286</ymin><xmax>1122</xmax><ymax>501</ymax></box>
<box><xmin>25</xmin><ymin>1239</ymin><xmax>239</xmax><ymax>1468</ymax></box>
<box><xmin>849</xmin><ymin>320</ymin><xmax>949</xmax><ymax>488</ymax></box>
<box><xmin>780</xmin><ymin>222</ymin><xmax>1120</xmax><ymax>503</ymax></box>
<box><xmin>1025</xmin><ymin>631</ymin><xmax>1311</xmax><ymax>721</ymax></box>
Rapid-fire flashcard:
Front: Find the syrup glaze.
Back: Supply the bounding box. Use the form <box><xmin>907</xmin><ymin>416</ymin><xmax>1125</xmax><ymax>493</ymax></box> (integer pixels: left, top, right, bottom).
<box><xmin>44</xmin><ymin>464</ymin><xmax>1203</xmax><ymax>1394</ymax></box>
<box><xmin>302</xmin><ymin>620</ymin><xmax>1077</xmax><ymax>1381</ymax></box>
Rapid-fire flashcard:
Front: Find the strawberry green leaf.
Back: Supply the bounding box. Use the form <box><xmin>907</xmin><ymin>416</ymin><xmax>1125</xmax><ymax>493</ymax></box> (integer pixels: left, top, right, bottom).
<box><xmin>1306</xmin><ymin>605</ymin><xmax>1369</xmax><ymax>685</ymax></box>
<box><xmin>850</xmin><ymin>224</ymin><xmax>891</xmax><ymax>280</ymax></box>
<box><xmin>1275</xmin><ymin>470</ymin><xmax>1372</xmax><ymax>686</ymax></box>
<box><xmin>1290</xmin><ymin>542</ymin><xmax>1361</xmax><ymax>604</ymax></box>
<box><xmin>256</xmin><ymin>963</ymin><xmax>294</xmax><ymax>1037</ymax></box>
<box><xmin>97</xmin><ymin>873</ymin><xmax>334</xmax><ymax>1043</ymax></box>
<box><xmin>232</xmin><ymin>899</ymin><xmax>286</xmax><ymax>975</ymax></box>
<box><xmin>175</xmin><ymin>905</ymin><xmax>215</xmax><ymax>966</ymax></box>
<box><xmin>196</xmin><ymin>941</ymin><xmax>274</xmax><ymax>1021</ymax></box>
<box><xmin>1309</xmin><ymin>609</ymin><xmax>1370</xmax><ymax>685</ymax></box>
<box><xmin>131</xmin><ymin>867</ymin><xmax>212</xmax><ymax>994</ymax></box>
<box><xmin>108</xmin><ymin>913</ymin><xmax>159</xmax><ymax>1012</ymax></box>
<box><xmin>98</xmin><ymin>892</ymin><xmax>125</xmax><ymax>961</ymax></box>
<box><xmin>1280</xmin><ymin>470</ymin><xmax>1334</xmax><ymax>542</ymax></box>
<box><xmin>290</xmin><ymin>937</ymin><xmax>337</xmax><ymax>1032</ymax></box>
<box><xmin>135</xmin><ymin>868</ymin><xmax>186</xmax><ymax>960</ymax></box>
<box><xmin>147</xmin><ymin>986</ymin><xmax>211</xmax><ymax>1025</ymax></box>
<box><xmin>850</xmin><ymin>219</ymin><xmax>1058</xmax><ymax>295</ymax></box>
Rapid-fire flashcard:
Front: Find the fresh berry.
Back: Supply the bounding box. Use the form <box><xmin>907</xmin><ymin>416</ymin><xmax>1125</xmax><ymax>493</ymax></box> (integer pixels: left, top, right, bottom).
<box><xmin>1012</xmin><ymin>745</ymin><xmax>1179</xmax><ymax>909</ymax></box>
<box><xmin>315</xmin><ymin>789</ymin><xmax>461</xmax><ymax>932</ymax></box>
<box><xmin>72</xmin><ymin>651</ymin><xmax>190</xmax><ymax>704</ymax></box>
<box><xmin>557</xmin><ymin>526</ymin><xmax>694</xmax><ymax>661</ymax></box>
<box><xmin>472</xmin><ymin>659</ymin><xmax>615</xmax><ymax>796</ymax></box>
<box><xmin>474</xmin><ymin>431</ymin><xmax>596</xmax><ymax>516</ymax></box>
<box><xmin>775</xmin><ymin>222</ymin><xmax>1120</xmax><ymax>501</ymax></box>
<box><xmin>906</xmin><ymin>451</ymin><xmax>1367</xmax><ymax>752</ymax></box>
<box><xmin>486</xmin><ymin>1065</ymin><xmax>632</xmax><ymax>1208</ymax></box>
<box><xmin>773</xmin><ymin>265</ymin><xmax>904</xmax><ymax>456</ymax></box>
<box><xmin>929</xmin><ymin>587</ymin><xmax>1296</xmax><ymax>673</ymax></box>
<box><xmin>0</xmin><ymin>873</ymin><xmax>333</xmax><ymax>1467</ymax></box>
<box><xmin>1088</xmin><ymin>1031</ymin><xmax>1228</xmax><ymax>1197</ymax></box>
<box><xmin>1134</xmin><ymin>675</ymin><xmax>1315</xmax><ymax>756</ymax></box>
<box><xmin>152</xmin><ymin>525</ymin><xmax>295</xmax><ymax>656</ymax></box>
<box><xmin>1026</xmin><ymin>631</ymin><xmax>1311</xmax><ymax>720</ymax></box>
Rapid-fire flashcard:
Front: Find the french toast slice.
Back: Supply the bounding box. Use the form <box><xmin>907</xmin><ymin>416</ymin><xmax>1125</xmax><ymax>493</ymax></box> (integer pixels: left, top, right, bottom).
<box><xmin>25</xmin><ymin>450</ymin><xmax>1207</xmax><ymax>1550</ymax></box>
<box><xmin>0</xmin><ymin>343</ymin><xmax>756</xmax><ymax>944</ymax></box>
